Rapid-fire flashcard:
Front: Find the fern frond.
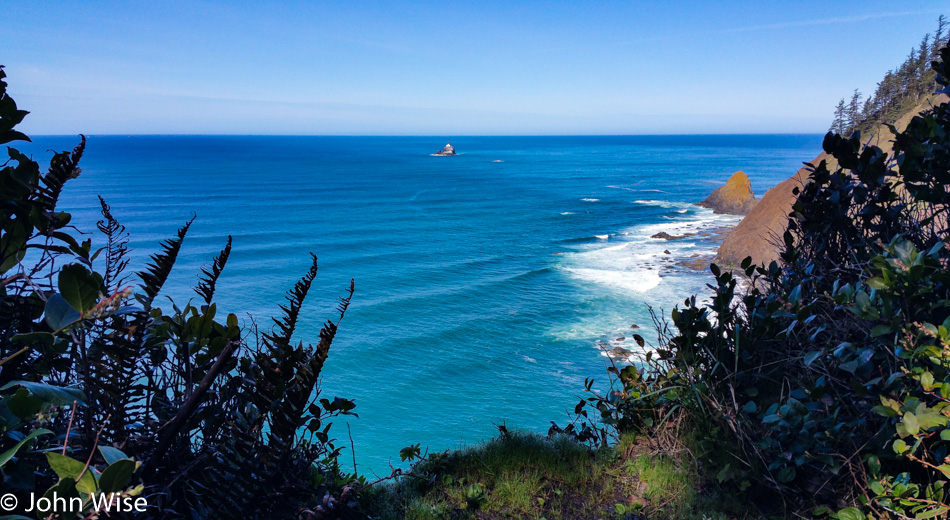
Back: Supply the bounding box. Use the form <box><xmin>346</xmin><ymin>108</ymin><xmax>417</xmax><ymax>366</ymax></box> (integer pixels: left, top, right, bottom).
<box><xmin>194</xmin><ymin>235</ymin><xmax>232</xmax><ymax>305</ymax></box>
<box><xmin>136</xmin><ymin>216</ymin><xmax>195</xmax><ymax>308</ymax></box>
<box><xmin>201</xmin><ymin>260</ymin><xmax>353</xmax><ymax>516</ymax></box>
<box><xmin>33</xmin><ymin>135</ymin><xmax>84</xmax><ymax>218</ymax></box>
<box><xmin>335</xmin><ymin>278</ymin><xmax>355</xmax><ymax>320</ymax></box>
<box><xmin>255</xmin><ymin>278</ymin><xmax>355</xmax><ymax>506</ymax></box>
<box><xmin>96</xmin><ymin>196</ymin><xmax>131</xmax><ymax>293</ymax></box>
<box><xmin>87</xmin><ymin>318</ymin><xmax>150</xmax><ymax>439</ymax></box>
<box><xmin>197</xmin><ymin>413</ymin><xmax>265</xmax><ymax>517</ymax></box>
<box><xmin>261</xmin><ymin>253</ymin><xmax>318</xmax><ymax>352</ymax></box>
<box><xmin>266</xmin><ymin>282</ymin><xmax>353</xmax><ymax>445</ymax></box>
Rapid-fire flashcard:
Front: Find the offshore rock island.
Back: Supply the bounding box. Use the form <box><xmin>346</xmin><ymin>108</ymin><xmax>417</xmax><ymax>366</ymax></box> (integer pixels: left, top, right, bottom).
<box><xmin>432</xmin><ymin>142</ymin><xmax>457</xmax><ymax>155</ymax></box>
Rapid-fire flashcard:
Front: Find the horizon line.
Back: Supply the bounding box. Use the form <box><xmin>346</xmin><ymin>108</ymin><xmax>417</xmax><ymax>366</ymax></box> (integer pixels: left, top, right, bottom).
<box><xmin>22</xmin><ymin>132</ymin><xmax>828</xmax><ymax>138</ymax></box>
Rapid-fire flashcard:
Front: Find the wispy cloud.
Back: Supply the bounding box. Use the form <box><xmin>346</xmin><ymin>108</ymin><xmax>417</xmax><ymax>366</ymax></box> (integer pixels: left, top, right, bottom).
<box><xmin>532</xmin><ymin>10</ymin><xmax>939</xmax><ymax>56</ymax></box>
<box><xmin>717</xmin><ymin>10</ymin><xmax>940</xmax><ymax>34</ymax></box>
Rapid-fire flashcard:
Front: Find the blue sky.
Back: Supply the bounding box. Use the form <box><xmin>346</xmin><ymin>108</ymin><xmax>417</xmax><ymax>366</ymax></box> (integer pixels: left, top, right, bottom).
<box><xmin>2</xmin><ymin>1</ymin><xmax>945</xmax><ymax>135</ymax></box>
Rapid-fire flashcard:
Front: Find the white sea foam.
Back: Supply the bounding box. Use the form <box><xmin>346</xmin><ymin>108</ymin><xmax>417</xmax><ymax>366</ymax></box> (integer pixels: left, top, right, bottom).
<box><xmin>633</xmin><ymin>199</ymin><xmax>693</xmax><ymax>209</ymax></box>
<box><xmin>564</xmin><ymin>267</ymin><xmax>661</xmax><ymax>292</ymax></box>
<box><xmin>594</xmin><ymin>234</ymin><xmax>609</xmax><ymax>240</ymax></box>
<box><xmin>551</xmin><ymin>204</ymin><xmax>742</xmax><ymax>349</ymax></box>
<box><xmin>560</xmin><ymin>211</ymin><xmax>575</xmax><ymax>215</ymax></box>
<box><xmin>557</xmin><ymin>201</ymin><xmax>740</xmax><ymax>293</ymax></box>
<box><xmin>581</xmin><ymin>198</ymin><xmax>600</xmax><ymax>202</ymax></box>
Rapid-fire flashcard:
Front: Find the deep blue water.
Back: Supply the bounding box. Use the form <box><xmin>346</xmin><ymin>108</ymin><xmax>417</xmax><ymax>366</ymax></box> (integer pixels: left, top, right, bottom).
<box><xmin>18</xmin><ymin>134</ymin><xmax>820</xmax><ymax>474</ymax></box>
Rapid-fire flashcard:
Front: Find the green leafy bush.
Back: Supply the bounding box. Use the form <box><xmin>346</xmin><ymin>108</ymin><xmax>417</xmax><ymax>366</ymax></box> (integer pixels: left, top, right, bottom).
<box><xmin>0</xmin><ymin>65</ymin><xmax>361</xmax><ymax>519</ymax></box>
<box><xmin>567</xmin><ymin>43</ymin><xmax>950</xmax><ymax>518</ymax></box>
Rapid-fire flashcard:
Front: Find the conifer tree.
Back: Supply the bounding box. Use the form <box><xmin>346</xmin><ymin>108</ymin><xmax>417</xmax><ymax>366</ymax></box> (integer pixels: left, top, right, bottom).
<box><xmin>862</xmin><ymin>97</ymin><xmax>874</xmax><ymax>123</ymax></box>
<box><xmin>916</xmin><ymin>34</ymin><xmax>931</xmax><ymax>101</ymax></box>
<box><xmin>936</xmin><ymin>15</ymin><xmax>948</xmax><ymax>52</ymax></box>
<box><xmin>829</xmin><ymin>15</ymin><xmax>950</xmax><ymax>134</ymax></box>
<box><xmin>846</xmin><ymin>89</ymin><xmax>862</xmax><ymax>135</ymax></box>
<box><xmin>830</xmin><ymin>98</ymin><xmax>846</xmax><ymax>134</ymax></box>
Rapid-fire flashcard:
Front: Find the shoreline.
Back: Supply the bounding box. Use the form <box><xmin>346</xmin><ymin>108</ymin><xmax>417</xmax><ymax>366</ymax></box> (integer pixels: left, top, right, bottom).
<box><xmin>599</xmin><ymin>207</ymin><xmax>739</xmax><ymax>362</ymax></box>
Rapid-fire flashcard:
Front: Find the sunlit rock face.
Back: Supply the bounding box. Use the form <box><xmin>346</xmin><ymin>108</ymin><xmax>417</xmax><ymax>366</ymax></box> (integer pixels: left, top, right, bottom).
<box><xmin>697</xmin><ymin>170</ymin><xmax>757</xmax><ymax>216</ymax></box>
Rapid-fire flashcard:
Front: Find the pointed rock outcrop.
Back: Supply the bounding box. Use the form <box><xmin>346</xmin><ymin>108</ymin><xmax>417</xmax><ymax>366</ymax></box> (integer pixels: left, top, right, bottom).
<box><xmin>697</xmin><ymin>171</ymin><xmax>757</xmax><ymax>215</ymax></box>
<box><xmin>715</xmin><ymin>156</ymin><xmax>827</xmax><ymax>267</ymax></box>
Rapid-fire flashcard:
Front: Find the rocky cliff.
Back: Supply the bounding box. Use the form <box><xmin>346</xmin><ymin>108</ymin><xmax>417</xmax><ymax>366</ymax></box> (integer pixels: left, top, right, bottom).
<box><xmin>714</xmin><ymin>154</ymin><xmax>830</xmax><ymax>266</ymax></box>
<box><xmin>697</xmin><ymin>170</ymin><xmax>757</xmax><ymax>215</ymax></box>
<box><xmin>714</xmin><ymin>94</ymin><xmax>948</xmax><ymax>267</ymax></box>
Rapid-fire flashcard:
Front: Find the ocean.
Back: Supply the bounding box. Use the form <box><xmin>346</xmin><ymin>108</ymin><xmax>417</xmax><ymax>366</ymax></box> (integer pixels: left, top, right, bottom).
<box><xmin>19</xmin><ymin>134</ymin><xmax>820</xmax><ymax>474</ymax></box>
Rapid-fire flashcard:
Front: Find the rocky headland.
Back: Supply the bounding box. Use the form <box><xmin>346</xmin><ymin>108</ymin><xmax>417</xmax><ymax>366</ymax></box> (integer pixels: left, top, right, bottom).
<box><xmin>714</xmin><ymin>156</ymin><xmax>827</xmax><ymax>267</ymax></box>
<box><xmin>713</xmin><ymin>94</ymin><xmax>948</xmax><ymax>268</ymax></box>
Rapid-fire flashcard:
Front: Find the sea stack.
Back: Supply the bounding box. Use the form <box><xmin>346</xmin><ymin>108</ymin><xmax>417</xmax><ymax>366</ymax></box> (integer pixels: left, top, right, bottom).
<box><xmin>697</xmin><ymin>170</ymin><xmax>757</xmax><ymax>215</ymax></box>
<box><xmin>714</xmin><ymin>158</ymin><xmax>820</xmax><ymax>267</ymax></box>
<box><xmin>434</xmin><ymin>143</ymin><xmax>457</xmax><ymax>155</ymax></box>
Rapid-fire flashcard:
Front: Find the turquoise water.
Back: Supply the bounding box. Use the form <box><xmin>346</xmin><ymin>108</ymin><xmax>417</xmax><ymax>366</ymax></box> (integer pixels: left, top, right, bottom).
<box><xmin>20</xmin><ymin>135</ymin><xmax>819</xmax><ymax>474</ymax></box>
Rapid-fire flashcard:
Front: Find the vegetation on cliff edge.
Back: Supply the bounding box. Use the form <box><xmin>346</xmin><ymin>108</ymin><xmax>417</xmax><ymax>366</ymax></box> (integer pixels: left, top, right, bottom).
<box><xmin>573</xmin><ymin>42</ymin><xmax>950</xmax><ymax>519</ymax></box>
<box><xmin>831</xmin><ymin>16</ymin><xmax>948</xmax><ymax>138</ymax></box>
<box><xmin>0</xmin><ymin>64</ymin><xmax>362</xmax><ymax>519</ymax></box>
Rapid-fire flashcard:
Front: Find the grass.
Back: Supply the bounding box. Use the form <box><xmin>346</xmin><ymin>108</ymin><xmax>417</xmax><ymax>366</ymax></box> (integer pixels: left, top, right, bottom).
<box><xmin>360</xmin><ymin>430</ymin><xmax>762</xmax><ymax>520</ymax></box>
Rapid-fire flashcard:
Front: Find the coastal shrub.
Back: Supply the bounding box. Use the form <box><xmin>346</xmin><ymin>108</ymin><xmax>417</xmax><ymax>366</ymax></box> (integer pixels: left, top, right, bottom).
<box><xmin>549</xmin><ymin>315</ymin><xmax>684</xmax><ymax>450</ymax></box>
<box><xmin>567</xmin><ymin>44</ymin><xmax>950</xmax><ymax>517</ymax></box>
<box><xmin>0</xmin><ymin>65</ymin><xmax>361</xmax><ymax>519</ymax></box>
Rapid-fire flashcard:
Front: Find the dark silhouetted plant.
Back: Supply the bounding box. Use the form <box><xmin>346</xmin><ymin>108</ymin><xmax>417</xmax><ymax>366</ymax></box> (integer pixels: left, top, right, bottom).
<box><xmin>0</xmin><ymin>65</ymin><xmax>362</xmax><ymax>519</ymax></box>
<box><xmin>564</xmin><ymin>40</ymin><xmax>950</xmax><ymax>520</ymax></box>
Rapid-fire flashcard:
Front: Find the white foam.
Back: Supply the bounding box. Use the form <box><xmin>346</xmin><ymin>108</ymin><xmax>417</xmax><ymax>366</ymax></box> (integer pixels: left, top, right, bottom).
<box><xmin>562</xmin><ymin>267</ymin><xmax>661</xmax><ymax>293</ymax></box>
<box><xmin>548</xmin><ymin>203</ymin><xmax>742</xmax><ymax>355</ymax></box>
<box><xmin>560</xmin><ymin>211</ymin><xmax>575</xmax><ymax>215</ymax></box>
<box><xmin>555</xmin><ymin>205</ymin><xmax>739</xmax><ymax>300</ymax></box>
<box><xmin>599</xmin><ymin>349</ymin><xmax>647</xmax><ymax>363</ymax></box>
<box><xmin>581</xmin><ymin>198</ymin><xmax>600</xmax><ymax>202</ymax></box>
<box><xmin>633</xmin><ymin>199</ymin><xmax>693</xmax><ymax>209</ymax></box>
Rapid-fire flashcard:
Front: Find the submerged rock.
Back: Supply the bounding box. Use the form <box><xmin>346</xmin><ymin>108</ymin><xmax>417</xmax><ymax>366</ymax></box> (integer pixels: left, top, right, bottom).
<box><xmin>607</xmin><ymin>347</ymin><xmax>633</xmax><ymax>358</ymax></box>
<box><xmin>697</xmin><ymin>170</ymin><xmax>757</xmax><ymax>215</ymax></box>
<box><xmin>651</xmin><ymin>231</ymin><xmax>695</xmax><ymax>240</ymax></box>
<box><xmin>678</xmin><ymin>254</ymin><xmax>716</xmax><ymax>271</ymax></box>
